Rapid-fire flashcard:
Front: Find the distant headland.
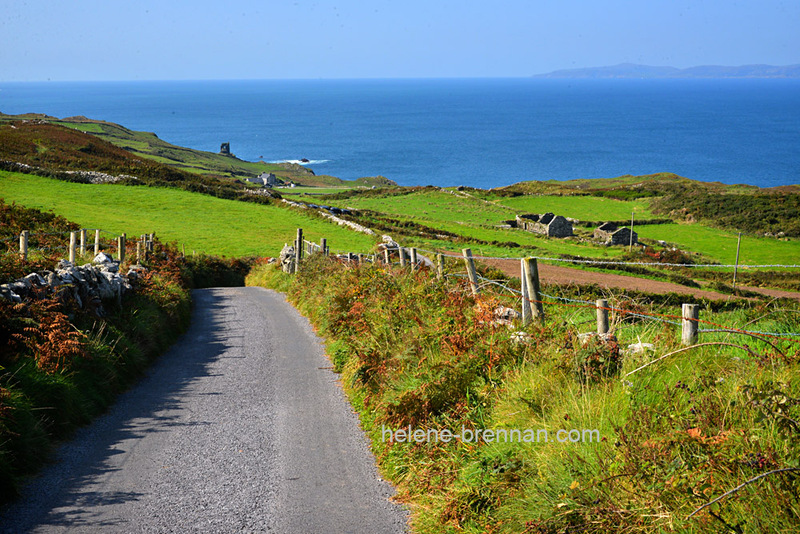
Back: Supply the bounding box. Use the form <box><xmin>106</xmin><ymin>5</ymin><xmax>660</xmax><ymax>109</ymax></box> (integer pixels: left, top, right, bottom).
<box><xmin>533</xmin><ymin>63</ymin><xmax>800</xmax><ymax>79</ymax></box>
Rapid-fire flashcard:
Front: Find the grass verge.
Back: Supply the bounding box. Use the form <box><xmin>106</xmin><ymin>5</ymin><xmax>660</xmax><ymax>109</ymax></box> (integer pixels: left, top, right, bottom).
<box><xmin>0</xmin><ymin>210</ymin><xmax>252</xmax><ymax>502</ymax></box>
<box><xmin>248</xmin><ymin>255</ymin><xmax>800</xmax><ymax>533</ymax></box>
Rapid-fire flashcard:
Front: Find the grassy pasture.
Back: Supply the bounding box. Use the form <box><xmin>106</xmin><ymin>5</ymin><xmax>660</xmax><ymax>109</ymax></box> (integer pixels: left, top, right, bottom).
<box><xmin>0</xmin><ymin>171</ymin><xmax>377</xmax><ymax>257</ymax></box>
<box><xmin>492</xmin><ymin>193</ymin><xmax>655</xmax><ymax>220</ymax></box>
<box><xmin>324</xmin><ymin>189</ymin><xmax>800</xmax><ymax>266</ymax></box>
<box><xmin>636</xmin><ymin>223</ymin><xmax>800</xmax><ymax>267</ymax></box>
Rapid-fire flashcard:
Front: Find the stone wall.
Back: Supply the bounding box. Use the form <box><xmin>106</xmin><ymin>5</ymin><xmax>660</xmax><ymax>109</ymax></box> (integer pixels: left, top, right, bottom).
<box><xmin>0</xmin><ymin>253</ymin><xmax>138</xmax><ymax>317</ymax></box>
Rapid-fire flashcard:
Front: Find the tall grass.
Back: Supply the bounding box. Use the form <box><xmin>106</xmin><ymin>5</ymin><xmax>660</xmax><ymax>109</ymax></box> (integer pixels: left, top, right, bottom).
<box><xmin>248</xmin><ymin>256</ymin><xmax>800</xmax><ymax>533</ymax></box>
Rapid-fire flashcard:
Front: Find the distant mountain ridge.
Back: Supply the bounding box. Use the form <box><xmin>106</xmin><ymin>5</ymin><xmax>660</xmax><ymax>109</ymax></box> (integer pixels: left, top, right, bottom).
<box><xmin>534</xmin><ymin>63</ymin><xmax>800</xmax><ymax>79</ymax></box>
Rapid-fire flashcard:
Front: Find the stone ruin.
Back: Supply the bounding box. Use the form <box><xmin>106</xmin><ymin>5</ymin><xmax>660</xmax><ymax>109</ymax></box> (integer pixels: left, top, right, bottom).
<box><xmin>219</xmin><ymin>142</ymin><xmax>231</xmax><ymax>156</ymax></box>
<box><xmin>515</xmin><ymin>213</ymin><xmax>573</xmax><ymax>238</ymax></box>
<box><xmin>594</xmin><ymin>222</ymin><xmax>638</xmax><ymax>246</ymax></box>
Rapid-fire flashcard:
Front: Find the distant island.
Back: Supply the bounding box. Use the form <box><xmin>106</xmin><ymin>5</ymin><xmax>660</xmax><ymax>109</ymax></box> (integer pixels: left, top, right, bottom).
<box><xmin>533</xmin><ymin>63</ymin><xmax>800</xmax><ymax>79</ymax></box>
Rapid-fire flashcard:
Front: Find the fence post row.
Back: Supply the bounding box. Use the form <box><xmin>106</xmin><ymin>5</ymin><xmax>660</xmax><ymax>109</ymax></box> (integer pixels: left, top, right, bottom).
<box><xmin>523</xmin><ymin>257</ymin><xmax>544</xmax><ymax>323</ymax></box>
<box><xmin>462</xmin><ymin>248</ymin><xmax>480</xmax><ymax>296</ymax></box>
<box><xmin>682</xmin><ymin>303</ymin><xmax>700</xmax><ymax>346</ymax></box>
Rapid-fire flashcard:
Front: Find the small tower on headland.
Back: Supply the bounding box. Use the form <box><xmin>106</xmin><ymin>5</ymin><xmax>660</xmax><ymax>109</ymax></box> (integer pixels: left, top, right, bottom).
<box><xmin>220</xmin><ymin>142</ymin><xmax>231</xmax><ymax>156</ymax></box>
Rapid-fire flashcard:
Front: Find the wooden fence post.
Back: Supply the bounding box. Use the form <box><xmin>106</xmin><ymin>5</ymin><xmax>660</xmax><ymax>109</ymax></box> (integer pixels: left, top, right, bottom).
<box><xmin>436</xmin><ymin>253</ymin><xmax>444</xmax><ymax>279</ymax></box>
<box><xmin>523</xmin><ymin>257</ymin><xmax>544</xmax><ymax>323</ymax></box>
<box><xmin>137</xmin><ymin>241</ymin><xmax>143</xmax><ymax>264</ymax></box>
<box><xmin>294</xmin><ymin>228</ymin><xmax>303</xmax><ymax>273</ymax></box>
<box><xmin>19</xmin><ymin>230</ymin><xmax>29</xmax><ymax>261</ymax></box>
<box><xmin>521</xmin><ymin>258</ymin><xmax>531</xmax><ymax>325</ymax></box>
<box><xmin>399</xmin><ymin>247</ymin><xmax>406</xmax><ymax>267</ymax></box>
<box><xmin>118</xmin><ymin>233</ymin><xmax>126</xmax><ymax>263</ymax></box>
<box><xmin>596</xmin><ymin>299</ymin><xmax>609</xmax><ymax>334</ymax></box>
<box><xmin>410</xmin><ymin>248</ymin><xmax>418</xmax><ymax>272</ymax></box>
<box><xmin>94</xmin><ymin>229</ymin><xmax>100</xmax><ymax>256</ymax></box>
<box><xmin>384</xmin><ymin>248</ymin><xmax>391</xmax><ymax>265</ymax></box>
<box><xmin>462</xmin><ymin>248</ymin><xmax>480</xmax><ymax>296</ymax></box>
<box><xmin>321</xmin><ymin>238</ymin><xmax>327</xmax><ymax>256</ymax></box>
<box><xmin>69</xmin><ymin>231</ymin><xmax>77</xmax><ymax>264</ymax></box>
<box><xmin>79</xmin><ymin>228</ymin><xmax>87</xmax><ymax>256</ymax></box>
<box><xmin>732</xmin><ymin>232</ymin><xmax>742</xmax><ymax>291</ymax></box>
<box><xmin>682</xmin><ymin>304</ymin><xmax>700</xmax><ymax>346</ymax></box>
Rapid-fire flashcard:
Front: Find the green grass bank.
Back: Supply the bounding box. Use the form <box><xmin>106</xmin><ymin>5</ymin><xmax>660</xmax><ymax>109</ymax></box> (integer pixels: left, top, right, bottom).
<box><xmin>248</xmin><ymin>256</ymin><xmax>800</xmax><ymax>533</ymax></box>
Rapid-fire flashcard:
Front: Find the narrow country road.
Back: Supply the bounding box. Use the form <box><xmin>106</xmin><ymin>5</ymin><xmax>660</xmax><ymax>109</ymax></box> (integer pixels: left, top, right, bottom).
<box><xmin>0</xmin><ymin>287</ymin><xmax>408</xmax><ymax>533</ymax></box>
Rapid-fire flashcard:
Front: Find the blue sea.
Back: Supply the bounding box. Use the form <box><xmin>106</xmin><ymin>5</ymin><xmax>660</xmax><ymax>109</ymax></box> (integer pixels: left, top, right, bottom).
<box><xmin>1</xmin><ymin>78</ymin><xmax>798</xmax><ymax>188</ymax></box>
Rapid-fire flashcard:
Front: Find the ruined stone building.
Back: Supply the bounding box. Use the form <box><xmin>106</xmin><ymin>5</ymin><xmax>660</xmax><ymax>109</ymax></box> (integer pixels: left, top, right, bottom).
<box><xmin>594</xmin><ymin>222</ymin><xmax>638</xmax><ymax>246</ymax></box>
<box><xmin>245</xmin><ymin>172</ymin><xmax>280</xmax><ymax>187</ymax></box>
<box><xmin>515</xmin><ymin>213</ymin><xmax>573</xmax><ymax>238</ymax></box>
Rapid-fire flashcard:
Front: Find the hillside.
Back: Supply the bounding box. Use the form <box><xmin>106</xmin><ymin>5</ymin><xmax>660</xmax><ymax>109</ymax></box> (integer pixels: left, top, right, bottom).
<box><xmin>0</xmin><ymin>113</ymin><xmax>396</xmax><ymax>188</ymax></box>
<box><xmin>534</xmin><ymin>63</ymin><xmax>800</xmax><ymax>79</ymax></box>
<box><xmin>0</xmin><ymin>170</ymin><xmax>377</xmax><ymax>258</ymax></box>
<box><xmin>490</xmin><ymin>173</ymin><xmax>800</xmax><ymax>237</ymax></box>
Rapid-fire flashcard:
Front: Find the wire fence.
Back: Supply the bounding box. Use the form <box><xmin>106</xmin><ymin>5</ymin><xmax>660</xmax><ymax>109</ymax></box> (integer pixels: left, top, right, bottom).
<box><xmin>289</xmin><ymin>236</ymin><xmax>800</xmax><ymax>349</ymax></box>
<box><xmin>415</xmin><ymin>247</ymin><xmax>800</xmax><ymax>270</ymax></box>
<box><xmin>1</xmin><ymin>228</ymin><xmax>154</xmax><ymax>265</ymax></box>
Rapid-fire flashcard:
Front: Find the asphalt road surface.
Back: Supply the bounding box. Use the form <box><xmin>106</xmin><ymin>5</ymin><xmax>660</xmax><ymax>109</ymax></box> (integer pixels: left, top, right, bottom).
<box><xmin>0</xmin><ymin>287</ymin><xmax>408</xmax><ymax>533</ymax></box>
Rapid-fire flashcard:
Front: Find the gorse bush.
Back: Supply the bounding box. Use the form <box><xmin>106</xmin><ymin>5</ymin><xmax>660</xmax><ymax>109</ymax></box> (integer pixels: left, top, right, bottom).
<box><xmin>249</xmin><ymin>255</ymin><xmax>800</xmax><ymax>533</ymax></box>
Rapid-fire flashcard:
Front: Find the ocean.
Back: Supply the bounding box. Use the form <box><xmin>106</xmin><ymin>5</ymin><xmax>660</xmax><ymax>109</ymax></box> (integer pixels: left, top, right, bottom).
<box><xmin>0</xmin><ymin>78</ymin><xmax>798</xmax><ymax>189</ymax></box>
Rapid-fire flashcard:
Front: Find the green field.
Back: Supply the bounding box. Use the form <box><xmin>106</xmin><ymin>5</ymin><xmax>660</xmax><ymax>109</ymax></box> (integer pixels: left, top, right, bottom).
<box><xmin>636</xmin><ymin>223</ymin><xmax>800</xmax><ymax>267</ymax></box>
<box><xmin>0</xmin><ymin>171</ymin><xmax>377</xmax><ymax>257</ymax></box>
<box><xmin>324</xmin><ymin>189</ymin><xmax>800</xmax><ymax>267</ymax></box>
<box><xmin>322</xmin><ymin>189</ymin><xmax>629</xmax><ymax>258</ymax></box>
<box><xmin>493</xmin><ymin>194</ymin><xmax>655</xmax><ymax>220</ymax></box>
<box><xmin>332</xmin><ymin>189</ymin><xmax>517</xmax><ymax>225</ymax></box>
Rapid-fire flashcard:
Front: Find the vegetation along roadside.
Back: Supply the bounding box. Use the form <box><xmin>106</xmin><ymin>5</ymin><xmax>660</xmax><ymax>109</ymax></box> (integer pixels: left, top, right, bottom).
<box><xmin>248</xmin><ymin>253</ymin><xmax>800</xmax><ymax>533</ymax></box>
<box><xmin>0</xmin><ymin>200</ymin><xmax>252</xmax><ymax>503</ymax></box>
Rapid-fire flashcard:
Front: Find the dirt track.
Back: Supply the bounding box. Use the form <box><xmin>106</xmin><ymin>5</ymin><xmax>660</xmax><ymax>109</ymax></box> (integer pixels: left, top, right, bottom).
<box><xmin>481</xmin><ymin>258</ymin><xmax>800</xmax><ymax>301</ymax></box>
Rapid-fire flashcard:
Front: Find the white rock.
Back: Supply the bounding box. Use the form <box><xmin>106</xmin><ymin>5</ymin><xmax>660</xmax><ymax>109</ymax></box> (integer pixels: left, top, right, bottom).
<box><xmin>93</xmin><ymin>252</ymin><xmax>114</xmax><ymax>264</ymax></box>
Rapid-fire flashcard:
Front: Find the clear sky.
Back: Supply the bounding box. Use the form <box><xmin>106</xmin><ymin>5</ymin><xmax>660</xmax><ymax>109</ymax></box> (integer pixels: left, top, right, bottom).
<box><xmin>1</xmin><ymin>0</ymin><xmax>798</xmax><ymax>81</ymax></box>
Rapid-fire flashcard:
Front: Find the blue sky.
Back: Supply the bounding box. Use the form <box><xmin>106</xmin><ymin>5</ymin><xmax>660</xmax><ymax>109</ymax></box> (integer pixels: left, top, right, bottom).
<box><xmin>1</xmin><ymin>0</ymin><xmax>798</xmax><ymax>81</ymax></box>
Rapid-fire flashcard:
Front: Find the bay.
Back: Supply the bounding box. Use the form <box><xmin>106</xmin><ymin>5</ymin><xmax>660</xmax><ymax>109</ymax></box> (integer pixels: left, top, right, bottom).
<box><xmin>0</xmin><ymin>78</ymin><xmax>798</xmax><ymax>188</ymax></box>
